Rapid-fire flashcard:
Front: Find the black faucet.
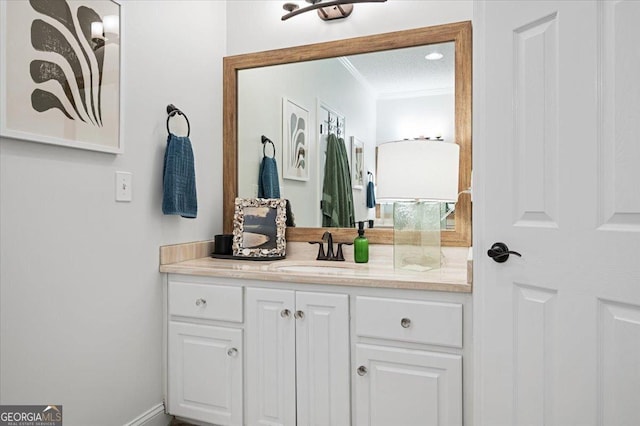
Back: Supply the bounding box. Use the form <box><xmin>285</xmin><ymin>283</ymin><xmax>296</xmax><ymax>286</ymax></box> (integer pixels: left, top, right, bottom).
<box><xmin>322</xmin><ymin>231</ymin><xmax>335</xmax><ymax>260</ymax></box>
<box><xmin>308</xmin><ymin>231</ymin><xmax>352</xmax><ymax>261</ymax></box>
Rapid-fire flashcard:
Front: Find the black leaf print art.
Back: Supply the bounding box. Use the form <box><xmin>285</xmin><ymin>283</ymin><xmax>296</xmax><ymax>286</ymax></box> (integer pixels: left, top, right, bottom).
<box><xmin>290</xmin><ymin>113</ymin><xmax>306</xmax><ymax>171</ymax></box>
<box><xmin>28</xmin><ymin>0</ymin><xmax>109</xmax><ymax>127</ymax></box>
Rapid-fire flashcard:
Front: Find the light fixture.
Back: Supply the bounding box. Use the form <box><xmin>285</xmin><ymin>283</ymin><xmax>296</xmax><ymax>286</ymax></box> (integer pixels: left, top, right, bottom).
<box><xmin>282</xmin><ymin>0</ymin><xmax>387</xmax><ymax>21</ymax></box>
<box><xmin>425</xmin><ymin>52</ymin><xmax>444</xmax><ymax>61</ymax></box>
<box><xmin>102</xmin><ymin>15</ymin><xmax>119</xmax><ymax>38</ymax></box>
<box><xmin>376</xmin><ymin>140</ymin><xmax>459</xmax><ymax>271</ymax></box>
<box><xmin>90</xmin><ymin>16</ymin><xmax>120</xmax><ymax>51</ymax></box>
<box><xmin>90</xmin><ymin>22</ymin><xmax>105</xmax><ymax>50</ymax></box>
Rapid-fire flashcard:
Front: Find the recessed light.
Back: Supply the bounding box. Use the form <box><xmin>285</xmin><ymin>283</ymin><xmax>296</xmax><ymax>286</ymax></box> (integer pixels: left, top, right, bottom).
<box><xmin>425</xmin><ymin>52</ymin><xmax>444</xmax><ymax>61</ymax></box>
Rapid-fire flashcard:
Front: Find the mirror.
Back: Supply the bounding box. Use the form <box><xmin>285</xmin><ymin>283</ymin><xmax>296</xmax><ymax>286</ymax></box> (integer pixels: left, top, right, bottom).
<box><xmin>237</xmin><ymin>41</ymin><xmax>455</xmax><ymax>229</ymax></box>
<box><xmin>224</xmin><ymin>21</ymin><xmax>471</xmax><ymax>246</ymax></box>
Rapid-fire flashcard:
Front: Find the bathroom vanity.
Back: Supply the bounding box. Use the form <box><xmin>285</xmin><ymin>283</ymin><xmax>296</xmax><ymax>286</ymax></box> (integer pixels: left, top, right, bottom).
<box><xmin>160</xmin><ymin>241</ymin><xmax>472</xmax><ymax>426</ymax></box>
<box><xmin>163</xmin><ymin>19</ymin><xmax>474</xmax><ymax>426</ymax></box>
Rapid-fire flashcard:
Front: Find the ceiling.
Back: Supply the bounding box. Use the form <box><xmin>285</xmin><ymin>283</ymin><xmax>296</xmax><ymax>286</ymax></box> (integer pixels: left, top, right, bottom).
<box><xmin>342</xmin><ymin>41</ymin><xmax>455</xmax><ymax>99</ymax></box>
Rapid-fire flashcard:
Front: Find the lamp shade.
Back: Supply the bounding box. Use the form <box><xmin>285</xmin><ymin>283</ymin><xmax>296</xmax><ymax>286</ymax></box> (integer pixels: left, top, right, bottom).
<box><xmin>376</xmin><ymin>140</ymin><xmax>460</xmax><ymax>202</ymax></box>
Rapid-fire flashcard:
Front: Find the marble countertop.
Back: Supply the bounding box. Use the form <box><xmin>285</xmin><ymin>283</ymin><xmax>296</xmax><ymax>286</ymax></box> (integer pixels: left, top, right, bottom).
<box><xmin>160</xmin><ymin>241</ymin><xmax>472</xmax><ymax>293</ymax></box>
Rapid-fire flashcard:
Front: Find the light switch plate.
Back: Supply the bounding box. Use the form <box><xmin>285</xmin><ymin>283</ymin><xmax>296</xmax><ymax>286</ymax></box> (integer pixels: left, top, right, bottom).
<box><xmin>115</xmin><ymin>171</ymin><xmax>132</xmax><ymax>202</ymax></box>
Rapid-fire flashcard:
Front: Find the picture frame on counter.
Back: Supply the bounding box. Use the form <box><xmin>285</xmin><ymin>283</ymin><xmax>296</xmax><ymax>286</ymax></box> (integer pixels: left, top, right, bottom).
<box><xmin>232</xmin><ymin>198</ymin><xmax>287</xmax><ymax>258</ymax></box>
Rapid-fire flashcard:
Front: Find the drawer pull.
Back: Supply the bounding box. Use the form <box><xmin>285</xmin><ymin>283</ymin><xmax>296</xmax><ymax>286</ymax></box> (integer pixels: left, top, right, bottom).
<box><xmin>294</xmin><ymin>310</ymin><xmax>305</xmax><ymax>320</ymax></box>
<box><xmin>401</xmin><ymin>318</ymin><xmax>412</xmax><ymax>328</ymax></box>
<box><xmin>280</xmin><ymin>309</ymin><xmax>292</xmax><ymax>318</ymax></box>
<box><xmin>357</xmin><ymin>366</ymin><xmax>368</xmax><ymax>376</ymax></box>
<box><xmin>227</xmin><ymin>347</ymin><xmax>238</xmax><ymax>357</ymax></box>
<box><xmin>195</xmin><ymin>298</ymin><xmax>207</xmax><ymax>307</ymax></box>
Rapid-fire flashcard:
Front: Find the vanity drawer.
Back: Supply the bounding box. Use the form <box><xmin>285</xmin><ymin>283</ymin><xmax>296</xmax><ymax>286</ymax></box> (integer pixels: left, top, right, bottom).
<box><xmin>355</xmin><ymin>296</ymin><xmax>462</xmax><ymax>348</ymax></box>
<box><xmin>169</xmin><ymin>281</ymin><xmax>243</xmax><ymax>322</ymax></box>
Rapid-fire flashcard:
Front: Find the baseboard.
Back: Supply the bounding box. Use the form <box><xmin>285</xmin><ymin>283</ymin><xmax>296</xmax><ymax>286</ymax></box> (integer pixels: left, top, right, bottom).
<box><xmin>124</xmin><ymin>403</ymin><xmax>171</xmax><ymax>426</ymax></box>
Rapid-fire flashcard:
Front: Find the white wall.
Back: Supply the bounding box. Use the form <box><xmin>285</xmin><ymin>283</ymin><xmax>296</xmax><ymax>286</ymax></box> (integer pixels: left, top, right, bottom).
<box><xmin>0</xmin><ymin>1</ymin><xmax>226</xmax><ymax>425</ymax></box>
<box><xmin>376</xmin><ymin>93</ymin><xmax>455</xmax><ymax>143</ymax></box>
<box><xmin>226</xmin><ymin>0</ymin><xmax>473</xmax><ymax>55</ymax></box>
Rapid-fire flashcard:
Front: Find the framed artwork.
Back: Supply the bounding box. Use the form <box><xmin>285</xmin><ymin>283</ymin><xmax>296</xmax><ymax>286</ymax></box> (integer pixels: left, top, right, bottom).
<box><xmin>282</xmin><ymin>97</ymin><xmax>309</xmax><ymax>180</ymax></box>
<box><xmin>0</xmin><ymin>0</ymin><xmax>123</xmax><ymax>154</ymax></box>
<box><xmin>233</xmin><ymin>198</ymin><xmax>287</xmax><ymax>258</ymax></box>
<box><xmin>351</xmin><ymin>136</ymin><xmax>365</xmax><ymax>189</ymax></box>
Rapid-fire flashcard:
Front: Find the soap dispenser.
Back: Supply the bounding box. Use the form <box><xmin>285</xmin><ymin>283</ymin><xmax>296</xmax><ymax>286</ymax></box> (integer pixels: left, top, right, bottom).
<box><xmin>354</xmin><ymin>221</ymin><xmax>369</xmax><ymax>263</ymax></box>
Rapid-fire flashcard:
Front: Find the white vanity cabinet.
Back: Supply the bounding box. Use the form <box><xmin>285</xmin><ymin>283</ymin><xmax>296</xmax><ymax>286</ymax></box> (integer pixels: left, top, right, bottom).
<box><xmin>245</xmin><ymin>287</ymin><xmax>350</xmax><ymax>426</ymax></box>
<box><xmin>163</xmin><ymin>272</ymin><xmax>471</xmax><ymax>426</ymax></box>
<box><xmin>354</xmin><ymin>296</ymin><xmax>464</xmax><ymax>426</ymax></box>
<box><xmin>167</xmin><ymin>280</ymin><xmax>244</xmax><ymax>425</ymax></box>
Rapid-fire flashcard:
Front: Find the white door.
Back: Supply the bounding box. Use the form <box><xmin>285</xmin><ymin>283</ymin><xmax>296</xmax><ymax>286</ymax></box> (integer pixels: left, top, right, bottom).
<box><xmin>475</xmin><ymin>1</ymin><xmax>640</xmax><ymax>425</ymax></box>
<box><xmin>168</xmin><ymin>322</ymin><xmax>243</xmax><ymax>426</ymax></box>
<box><xmin>295</xmin><ymin>291</ymin><xmax>351</xmax><ymax>426</ymax></box>
<box><xmin>246</xmin><ymin>288</ymin><xmax>296</xmax><ymax>426</ymax></box>
<box><xmin>355</xmin><ymin>344</ymin><xmax>462</xmax><ymax>426</ymax></box>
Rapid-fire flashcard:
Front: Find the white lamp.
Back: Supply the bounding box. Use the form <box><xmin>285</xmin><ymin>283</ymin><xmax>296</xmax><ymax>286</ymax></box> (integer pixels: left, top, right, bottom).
<box><xmin>377</xmin><ymin>140</ymin><xmax>459</xmax><ymax>271</ymax></box>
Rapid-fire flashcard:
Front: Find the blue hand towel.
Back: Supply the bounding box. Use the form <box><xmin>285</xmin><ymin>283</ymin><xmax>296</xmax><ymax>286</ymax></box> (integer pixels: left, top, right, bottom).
<box><xmin>258</xmin><ymin>156</ymin><xmax>281</xmax><ymax>198</ymax></box>
<box><xmin>366</xmin><ymin>180</ymin><xmax>376</xmax><ymax>208</ymax></box>
<box><xmin>163</xmin><ymin>134</ymin><xmax>197</xmax><ymax>218</ymax></box>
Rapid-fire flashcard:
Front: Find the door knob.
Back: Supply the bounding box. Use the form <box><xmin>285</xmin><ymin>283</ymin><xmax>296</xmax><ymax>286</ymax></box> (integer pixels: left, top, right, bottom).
<box><xmin>357</xmin><ymin>366</ymin><xmax>368</xmax><ymax>376</ymax></box>
<box><xmin>487</xmin><ymin>242</ymin><xmax>521</xmax><ymax>263</ymax></box>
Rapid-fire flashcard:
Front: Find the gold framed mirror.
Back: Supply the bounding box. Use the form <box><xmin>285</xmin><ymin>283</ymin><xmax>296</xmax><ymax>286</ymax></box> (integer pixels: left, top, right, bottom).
<box><xmin>223</xmin><ymin>21</ymin><xmax>471</xmax><ymax>246</ymax></box>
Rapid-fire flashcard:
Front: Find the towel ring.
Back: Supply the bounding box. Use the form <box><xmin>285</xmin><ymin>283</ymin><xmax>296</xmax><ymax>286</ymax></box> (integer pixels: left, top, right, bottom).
<box><xmin>166</xmin><ymin>104</ymin><xmax>190</xmax><ymax>137</ymax></box>
<box><xmin>261</xmin><ymin>135</ymin><xmax>276</xmax><ymax>158</ymax></box>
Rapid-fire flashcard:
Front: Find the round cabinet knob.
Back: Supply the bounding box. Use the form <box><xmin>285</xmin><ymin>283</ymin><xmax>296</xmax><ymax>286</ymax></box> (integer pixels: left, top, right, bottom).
<box><xmin>294</xmin><ymin>310</ymin><xmax>305</xmax><ymax>320</ymax></box>
<box><xmin>195</xmin><ymin>298</ymin><xmax>207</xmax><ymax>307</ymax></box>
<box><xmin>227</xmin><ymin>347</ymin><xmax>238</xmax><ymax>357</ymax></box>
<box><xmin>280</xmin><ymin>309</ymin><xmax>292</xmax><ymax>318</ymax></box>
<box><xmin>357</xmin><ymin>366</ymin><xmax>368</xmax><ymax>376</ymax></box>
<box><xmin>401</xmin><ymin>318</ymin><xmax>412</xmax><ymax>328</ymax></box>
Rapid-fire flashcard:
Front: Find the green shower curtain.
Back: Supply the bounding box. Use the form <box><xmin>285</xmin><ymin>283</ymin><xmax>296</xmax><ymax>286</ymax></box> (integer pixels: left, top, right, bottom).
<box><xmin>322</xmin><ymin>134</ymin><xmax>355</xmax><ymax>227</ymax></box>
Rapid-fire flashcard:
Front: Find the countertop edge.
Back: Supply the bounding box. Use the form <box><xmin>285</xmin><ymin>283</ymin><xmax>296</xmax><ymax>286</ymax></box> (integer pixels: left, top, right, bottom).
<box><xmin>160</xmin><ymin>259</ymin><xmax>472</xmax><ymax>294</ymax></box>
<box><xmin>159</xmin><ymin>241</ymin><xmax>473</xmax><ymax>293</ymax></box>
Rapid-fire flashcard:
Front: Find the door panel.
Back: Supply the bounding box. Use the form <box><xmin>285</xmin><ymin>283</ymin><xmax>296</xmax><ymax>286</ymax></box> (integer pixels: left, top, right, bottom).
<box><xmin>246</xmin><ymin>288</ymin><xmax>296</xmax><ymax>426</ymax></box>
<box><xmin>355</xmin><ymin>344</ymin><xmax>462</xmax><ymax>426</ymax></box>
<box><xmin>599</xmin><ymin>0</ymin><xmax>640</xmax><ymax>230</ymax></box>
<box><xmin>168</xmin><ymin>322</ymin><xmax>242</xmax><ymax>426</ymax></box>
<box><xmin>295</xmin><ymin>291</ymin><xmax>350</xmax><ymax>426</ymax></box>
<box><xmin>512</xmin><ymin>12</ymin><xmax>559</xmax><ymax>228</ymax></box>
<box><xmin>513</xmin><ymin>283</ymin><xmax>557</xmax><ymax>425</ymax></box>
<box><xmin>599</xmin><ymin>299</ymin><xmax>640</xmax><ymax>426</ymax></box>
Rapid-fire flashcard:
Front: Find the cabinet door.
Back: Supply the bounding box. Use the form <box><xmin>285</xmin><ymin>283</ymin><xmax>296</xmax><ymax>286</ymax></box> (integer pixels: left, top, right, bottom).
<box><xmin>246</xmin><ymin>288</ymin><xmax>296</xmax><ymax>426</ymax></box>
<box><xmin>168</xmin><ymin>322</ymin><xmax>242</xmax><ymax>426</ymax></box>
<box><xmin>296</xmin><ymin>291</ymin><xmax>350</xmax><ymax>426</ymax></box>
<box><xmin>355</xmin><ymin>344</ymin><xmax>462</xmax><ymax>426</ymax></box>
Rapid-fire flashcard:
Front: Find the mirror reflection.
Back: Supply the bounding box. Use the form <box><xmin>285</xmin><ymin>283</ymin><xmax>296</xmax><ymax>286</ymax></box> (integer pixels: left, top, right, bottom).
<box><xmin>224</xmin><ymin>22</ymin><xmax>471</xmax><ymax>246</ymax></box>
<box><xmin>237</xmin><ymin>42</ymin><xmax>455</xmax><ymax>229</ymax></box>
